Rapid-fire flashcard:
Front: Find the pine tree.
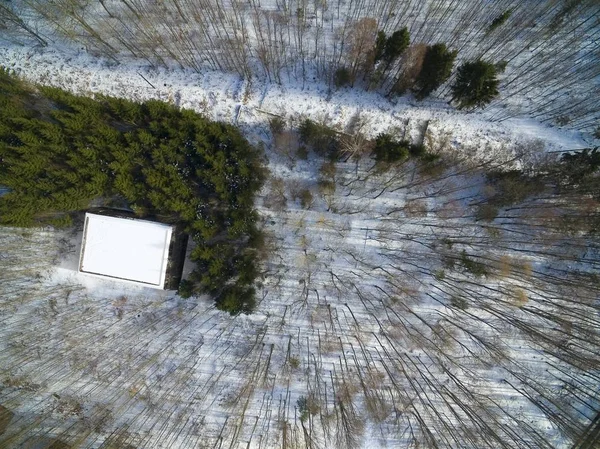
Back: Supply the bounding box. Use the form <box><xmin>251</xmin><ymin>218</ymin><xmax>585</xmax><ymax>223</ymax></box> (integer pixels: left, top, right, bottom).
<box><xmin>414</xmin><ymin>43</ymin><xmax>457</xmax><ymax>100</ymax></box>
<box><xmin>450</xmin><ymin>60</ymin><xmax>499</xmax><ymax>110</ymax></box>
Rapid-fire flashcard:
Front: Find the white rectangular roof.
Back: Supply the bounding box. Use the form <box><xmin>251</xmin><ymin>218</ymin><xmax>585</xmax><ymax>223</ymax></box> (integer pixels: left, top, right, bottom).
<box><xmin>79</xmin><ymin>213</ymin><xmax>173</xmax><ymax>288</ymax></box>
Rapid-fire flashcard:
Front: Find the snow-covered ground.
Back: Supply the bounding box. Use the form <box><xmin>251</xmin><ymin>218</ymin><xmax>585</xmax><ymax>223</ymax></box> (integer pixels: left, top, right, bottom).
<box><xmin>3</xmin><ymin>0</ymin><xmax>598</xmax><ymax>134</ymax></box>
<box><xmin>0</xmin><ymin>45</ymin><xmax>590</xmax><ymax>164</ymax></box>
<box><xmin>1</xmin><ymin>42</ymin><xmax>599</xmax><ymax>449</ymax></box>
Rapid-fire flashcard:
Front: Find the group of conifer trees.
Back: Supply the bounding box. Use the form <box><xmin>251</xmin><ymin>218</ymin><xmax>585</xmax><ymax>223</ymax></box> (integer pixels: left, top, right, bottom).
<box><xmin>336</xmin><ymin>24</ymin><xmax>499</xmax><ymax>108</ymax></box>
<box><xmin>0</xmin><ymin>69</ymin><xmax>265</xmax><ymax>314</ymax></box>
<box><xmin>1</xmin><ymin>0</ymin><xmax>596</xmax><ymax>132</ymax></box>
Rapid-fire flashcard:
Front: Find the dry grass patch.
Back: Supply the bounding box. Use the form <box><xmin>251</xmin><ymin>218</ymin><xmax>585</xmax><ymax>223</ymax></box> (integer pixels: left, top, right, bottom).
<box><xmin>0</xmin><ymin>405</ymin><xmax>14</xmax><ymax>436</ymax></box>
<box><xmin>274</xmin><ymin>130</ymin><xmax>301</xmax><ymax>161</ymax></box>
<box><xmin>263</xmin><ymin>177</ymin><xmax>288</xmax><ymax>211</ymax></box>
<box><xmin>404</xmin><ymin>198</ymin><xmax>428</xmax><ymax>217</ymax></box>
<box><xmin>436</xmin><ymin>199</ymin><xmax>464</xmax><ymax>219</ymax></box>
<box><xmin>510</xmin><ymin>288</ymin><xmax>529</xmax><ymax>308</ymax></box>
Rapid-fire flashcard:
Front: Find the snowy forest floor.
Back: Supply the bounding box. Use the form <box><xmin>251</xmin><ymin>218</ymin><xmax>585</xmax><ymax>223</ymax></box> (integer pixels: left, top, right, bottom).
<box><xmin>1</xmin><ymin>43</ymin><xmax>599</xmax><ymax>449</ymax></box>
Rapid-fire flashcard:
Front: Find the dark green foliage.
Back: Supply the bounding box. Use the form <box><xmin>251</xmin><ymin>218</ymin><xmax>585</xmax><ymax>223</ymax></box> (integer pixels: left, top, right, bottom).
<box><xmin>414</xmin><ymin>43</ymin><xmax>457</xmax><ymax>100</ymax></box>
<box><xmin>296</xmin><ymin>145</ymin><xmax>309</xmax><ymax>160</ymax></box>
<box><xmin>297</xmin><ymin>396</ymin><xmax>309</xmax><ymax>422</ymax></box>
<box><xmin>476</xmin><ymin>169</ymin><xmax>549</xmax><ymax>224</ymax></box>
<box><xmin>459</xmin><ymin>250</ymin><xmax>488</xmax><ymax>277</ymax></box>
<box><xmin>298</xmin><ymin>189</ymin><xmax>313</xmax><ymax>209</ymax></box>
<box><xmin>373</xmin><ymin>31</ymin><xmax>386</xmax><ymax>63</ymax></box>
<box><xmin>560</xmin><ymin>147</ymin><xmax>600</xmax><ymax>183</ymax></box>
<box><xmin>217</xmin><ymin>284</ymin><xmax>256</xmax><ymax>315</ymax></box>
<box><xmin>177</xmin><ymin>279</ymin><xmax>194</xmax><ymax>298</ymax></box>
<box><xmin>558</xmin><ymin>147</ymin><xmax>600</xmax><ymax>202</ymax></box>
<box><xmin>382</xmin><ymin>28</ymin><xmax>410</xmax><ymax>64</ymax></box>
<box><xmin>334</xmin><ymin>66</ymin><xmax>352</xmax><ymax>87</ymax></box>
<box><xmin>269</xmin><ymin>116</ymin><xmax>285</xmax><ymax>135</ymax></box>
<box><xmin>485</xmin><ymin>170</ymin><xmax>546</xmax><ymax>207</ymax></box>
<box><xmin>475</xmin><ymin>204</ymin><xmax>499</xmax><ymax>222</ymax></box>
<box><xmin>408</xmin><ymin>143</ymin><xmax>426</xmax><ymax>157</ymax></box>
<box><xmin>298</xmin><ymin>119</ymin><xmax>340</xmax><ymax>159</ymax></box>
<box><xmin>420</xmin><ymin>152</ymin><xmax>441</xmax><ymax>164</ymax></box>
<box><xmin>373</xmin><ymin>134</ymin><xmax>410</xmax><ymax>163</ymax></box>
<box><xmin>451</xmin><ymin>60</ymin><xmax>499</xmax><ymax>110</ymax></box>
<box><xmin>450</xmin><ymin>295</ymin><xmax>468</xmax><ymax>310</ymax></box>
<box><xmin>0</xmin><ymin>69</ymin><xmax>264</xmax><ymax>314</ymax></box>
<box><xmin>373</xmin><ymin>134</ymin><xmax>432</xmax><ymax>163</ymax></box>
<box><xmin>488</xmin><ymin>9</ymin><xmax>512</xmax><ymax>33</ymax></box>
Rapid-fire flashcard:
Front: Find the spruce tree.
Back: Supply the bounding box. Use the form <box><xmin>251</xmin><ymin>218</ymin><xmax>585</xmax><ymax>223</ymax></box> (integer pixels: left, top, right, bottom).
<box><xmin>450</xmin><ymin>60</ymin><xmax>499</xmax><ymax>110</ymax></box>
<box><xmin>382</xmin><ymin>28</ymin><xmax>410</xmax><ymax>65</ymax></box>
<box><xmin>372</xmin><ymin>133</ymin><xmax>410</xmax><ymax>163</ymax></box>
<box><xmin>560</xmin><ymin>147</ymin><xmax>600</xmax><ymax>186</ymax></box>
<box><xmin>373</xmin><ymin>31</ymin><xmax>387</xmax><ymax>63</ymax></box>
<box><xmin>414</xmin><ymin>43</ymin><xmax>457</xmax><ymax>100</ymax></box>
<box><xmin>0</xmin><ymin>70</ymin><xmax>265</xmax><ymax>314</ymax></box>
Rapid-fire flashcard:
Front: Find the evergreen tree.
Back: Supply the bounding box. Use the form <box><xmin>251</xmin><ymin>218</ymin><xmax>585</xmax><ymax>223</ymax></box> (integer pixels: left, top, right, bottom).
<box><xmin>559</xmin><ymin>147</ymin><xmax>600</xmax><ymax>188</ymax></box>
<box><xmin>0</xmin><ymin>70</ymin><xmax>265</xmax><ymax>314</ymax></box>
<box><xmin>381</xmin><ymin>28</ymin><xmax>410</xmax><ymax>65</ymax></box>
<box><xmin>487</xmin><ymin>9</ymin><xmax>513</xmax><ymax>33</ymax></box>
<box><xmin>373</xmin><ymin>31</ymin><xmax>387</xmax><ymax>63</ymax></box>
<box><xmin>450</xmin><ymin>60</ymin><xmax>499</xmax><ymax>110</ymax></box>
<box><xmin>414</xmin><ymin>43</ymin><xmax>457</xmax><ymax>100</ymax></box>
<box><xmin>298</xmin><ymin>119</ymin><xmax>340</xmax><ymax>159</ymax></box>
<box><xmin>372</xmin><ymin>134</ymin><xmax>410</xmax><ymax>163</ymax></box>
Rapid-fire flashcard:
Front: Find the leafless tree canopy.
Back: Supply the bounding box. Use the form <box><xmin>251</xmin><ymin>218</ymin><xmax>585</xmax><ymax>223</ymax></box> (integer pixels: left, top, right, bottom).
<box><xmin>1</xmin><ymin>0</ymin><xmax>598</xmax><ymax>132</ymax></box>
